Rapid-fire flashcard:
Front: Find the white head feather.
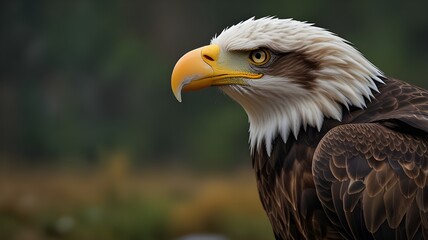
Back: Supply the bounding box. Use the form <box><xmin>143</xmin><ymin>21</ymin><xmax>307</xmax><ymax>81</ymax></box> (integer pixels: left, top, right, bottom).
<box><xmin>210</xmin><ymin>17</ymin><xmax>384</xmax><ymax>155</ymax></box>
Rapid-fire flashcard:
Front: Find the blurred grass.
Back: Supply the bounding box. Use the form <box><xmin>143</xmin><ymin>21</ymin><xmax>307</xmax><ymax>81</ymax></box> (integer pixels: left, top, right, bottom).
<box><xmin>0</xmin><ymin>155</ymin><xmax>272</xmax><ymax>240</ymax></box>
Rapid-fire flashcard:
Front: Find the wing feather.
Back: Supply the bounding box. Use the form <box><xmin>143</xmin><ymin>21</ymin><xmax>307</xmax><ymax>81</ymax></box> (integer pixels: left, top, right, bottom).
<box><xmin>313</xmin><ymin>123</ymin><xmax>428</xmax><ymax>239</ymax></box>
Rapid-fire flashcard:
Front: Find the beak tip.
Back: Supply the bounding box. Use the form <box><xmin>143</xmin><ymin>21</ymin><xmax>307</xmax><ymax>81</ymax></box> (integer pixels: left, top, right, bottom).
<box><xmin>174</xmin><ymin>91</ymin><xmax>183</xmax><ymax>103</ymax></box>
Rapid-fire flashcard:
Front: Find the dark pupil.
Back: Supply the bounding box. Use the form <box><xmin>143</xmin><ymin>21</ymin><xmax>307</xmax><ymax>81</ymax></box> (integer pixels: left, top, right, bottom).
<box><xmin>254</xmin><ymin>52</ymin><xmax>262</xmax><ymax>59</ymax></box>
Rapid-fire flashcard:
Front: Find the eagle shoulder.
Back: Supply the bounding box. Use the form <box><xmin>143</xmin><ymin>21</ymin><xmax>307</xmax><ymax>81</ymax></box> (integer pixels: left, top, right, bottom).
<box><xmin>312</xmin><ymin>123</ymin><xmax>428</xmax><ymax>239</ymax></box>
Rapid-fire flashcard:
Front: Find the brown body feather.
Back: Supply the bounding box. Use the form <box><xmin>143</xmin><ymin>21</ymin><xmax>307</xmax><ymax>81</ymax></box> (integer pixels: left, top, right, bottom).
<box><xmin>254</xmin><ymin>78</ymin><xmax>428</xmax><ymax>239</ymax></box>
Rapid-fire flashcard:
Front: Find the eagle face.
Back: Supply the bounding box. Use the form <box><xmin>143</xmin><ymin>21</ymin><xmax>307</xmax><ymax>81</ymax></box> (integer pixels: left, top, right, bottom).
<box><xmin>171</xmin><ymin>17</ymin><xmax>384</xmax><ymax>154</ymax></box>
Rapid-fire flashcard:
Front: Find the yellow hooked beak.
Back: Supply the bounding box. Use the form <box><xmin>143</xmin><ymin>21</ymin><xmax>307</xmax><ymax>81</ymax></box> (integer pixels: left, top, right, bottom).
<box><xmin>171</xmin><ymin>44</ymin><xmax>263</xmax><ymax>102</ymax></box>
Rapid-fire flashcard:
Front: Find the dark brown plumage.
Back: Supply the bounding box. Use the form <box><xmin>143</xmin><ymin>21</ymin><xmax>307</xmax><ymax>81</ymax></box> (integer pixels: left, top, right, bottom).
<box><xmin>254</xmin><ymin>78</ymin><xmax>428</xmax><ymax>239</ymax></box>
<box><xmin>260</xmin><ymin>51</ymin><xmax>320</xmax><ymax>89</ymax></box>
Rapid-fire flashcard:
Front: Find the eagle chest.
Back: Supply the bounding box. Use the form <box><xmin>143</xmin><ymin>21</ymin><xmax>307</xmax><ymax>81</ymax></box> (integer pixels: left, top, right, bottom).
<box><xmin>254</xmin><ymin>135</ymin><xmax>338</xmax><ymax>239</ymax></box>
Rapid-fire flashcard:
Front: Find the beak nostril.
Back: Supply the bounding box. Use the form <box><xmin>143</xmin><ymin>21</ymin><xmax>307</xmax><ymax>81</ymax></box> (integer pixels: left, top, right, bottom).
<box><xmin>203</xmin><ymin>54</ymin><xmax>214</xmax><ymax>61</ymax></box>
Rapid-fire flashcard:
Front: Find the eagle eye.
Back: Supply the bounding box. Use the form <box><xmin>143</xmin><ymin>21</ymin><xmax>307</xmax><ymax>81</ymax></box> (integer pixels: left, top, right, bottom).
<box><xmin>249</xmin><ymin>49</ymin><xmax>270</xmax><ymax>65</ymax></box>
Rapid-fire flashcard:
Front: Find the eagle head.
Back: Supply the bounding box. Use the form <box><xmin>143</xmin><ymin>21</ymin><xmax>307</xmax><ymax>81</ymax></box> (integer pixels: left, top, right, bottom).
<box><xmin>171</xmin><ymin>17</ymin><xmax>384</xmax><ymax>154</ymax></box>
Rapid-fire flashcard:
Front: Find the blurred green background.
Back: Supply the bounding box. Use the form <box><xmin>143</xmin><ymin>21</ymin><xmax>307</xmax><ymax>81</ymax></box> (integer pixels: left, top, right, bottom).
<box><xmin>1</xmin><ymin>0</ymin><xmax>427</xmax><ymax>239</ymax></box>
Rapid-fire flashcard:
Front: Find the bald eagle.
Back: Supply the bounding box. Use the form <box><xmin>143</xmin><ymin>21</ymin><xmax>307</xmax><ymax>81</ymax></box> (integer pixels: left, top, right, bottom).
<box><xmin>171</xmin><ymin>17</ymin><xmax>428</xmax><ymax>240</ymax></box>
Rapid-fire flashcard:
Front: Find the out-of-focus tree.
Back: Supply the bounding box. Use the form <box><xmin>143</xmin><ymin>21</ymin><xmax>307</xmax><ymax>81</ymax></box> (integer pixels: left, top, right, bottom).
<box><xmin>1</xmin><ymin>0</ymin><xmax>427</xmax><ymax>167</ymax></box>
